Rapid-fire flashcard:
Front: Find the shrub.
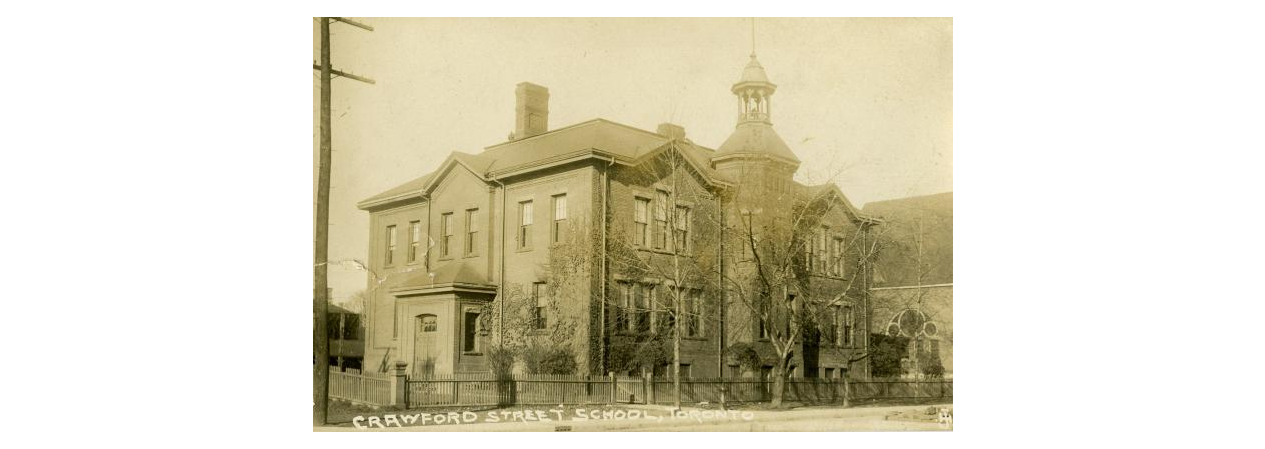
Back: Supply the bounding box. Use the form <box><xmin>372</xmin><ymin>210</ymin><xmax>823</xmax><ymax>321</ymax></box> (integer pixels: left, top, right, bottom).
<box><xmin>726</xmin><ymin>343</ymin><xmax>762</xmax><ymax>373</ymax></box>
<box><xmin>522</xmin><ymin>346</ymin><xmax>577</xmax><ymax>375</ymax></box>
<box><xmin>869</xmin><ymin>333</ymin><xmax>909</xmax><ymax>378</ymax></box>
<box><xmin>608</xmin><ymin>337</ymin><xmax>671</xmax><ymax>375</ymax></box>
<box><xmin>486</xmin><ymin>346</ymin><xmax>516</xmax><ymax>378</ymax></box>
<box><xmin>918</xmin><ymin>350</ymin><xmax>945</xmax><ymax>378</ymax></box>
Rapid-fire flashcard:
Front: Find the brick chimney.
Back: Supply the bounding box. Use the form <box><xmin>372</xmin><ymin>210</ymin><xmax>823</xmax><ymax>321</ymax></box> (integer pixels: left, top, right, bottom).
<box><xmin>513</xmin><ymin>82</ymin><xmax>549</xmax><ymax>139</ymax></box>
<box><xmin>656</xmin><ymin>123</ymin><xmax>686</xmax><ymax>140</ymax></box>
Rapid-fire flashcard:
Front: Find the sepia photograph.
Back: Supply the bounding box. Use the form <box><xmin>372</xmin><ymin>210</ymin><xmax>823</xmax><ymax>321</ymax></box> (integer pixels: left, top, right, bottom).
<box><xmin>312</xmin><ymin>17</ymin><xmax>952</xmax><ymax>432</ymax></box>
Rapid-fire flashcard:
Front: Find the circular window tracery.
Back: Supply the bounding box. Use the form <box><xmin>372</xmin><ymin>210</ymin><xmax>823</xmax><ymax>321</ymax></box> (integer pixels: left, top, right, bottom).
<box><xmin>888</xmin><ymin>309</ymin><xmax>939</xmax><ymax>339</ymax></box>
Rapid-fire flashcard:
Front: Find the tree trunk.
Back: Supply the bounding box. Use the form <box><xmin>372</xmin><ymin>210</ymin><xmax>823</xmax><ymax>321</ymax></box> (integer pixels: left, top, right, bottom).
<box><xmin>842</xmin><ymin>368</ymin><xmax>850</xmax><ymax>408</ymax></box>
<box><xmin>771</xmin><ymin>361</ymin><xmax>787</xmax><ymax>408</ymax></box>
<box><xmin>673</xmin><ymin>294</ymin><xmax>682</xmax><ymax>410</ymax></box>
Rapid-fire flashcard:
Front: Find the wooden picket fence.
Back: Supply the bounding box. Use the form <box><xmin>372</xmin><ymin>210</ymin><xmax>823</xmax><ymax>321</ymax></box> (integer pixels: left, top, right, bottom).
<box><xmin>328</xmin><ymin>370</ymin><xmax>391</xmax><ymax>406</ymax></box>
<box><xmin>631</xmin><ymin>377</ymin><xmax>950</xmax><ymax>405</ymax></box>
<box><xmin>325</xmin><ymin>368</ymin><xmax>952</xmax><ymax>409</ymax></box>
<box><xmin>404</xmin><ymin>374</ymin><xmax>643</xmax><ymax>408</ymax></box>
<box><xmin>396</xmin><ymin>373</ymin><xmax>951</xmax><ymax>409</ymax></box>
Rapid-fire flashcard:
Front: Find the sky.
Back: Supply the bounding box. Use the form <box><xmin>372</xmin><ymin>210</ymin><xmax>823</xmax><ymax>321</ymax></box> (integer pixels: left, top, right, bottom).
<box><xmin>313</xmin><ymin>18</ymin><xmax>952</xmax><ymax>303</ymax></box>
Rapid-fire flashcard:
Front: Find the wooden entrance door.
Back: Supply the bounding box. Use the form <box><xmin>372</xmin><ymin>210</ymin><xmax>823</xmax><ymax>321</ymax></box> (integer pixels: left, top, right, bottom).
<box><xmin>413</xmin><ymin>314</ymin><xmax>438</xmax><ymax>376</ymax></box>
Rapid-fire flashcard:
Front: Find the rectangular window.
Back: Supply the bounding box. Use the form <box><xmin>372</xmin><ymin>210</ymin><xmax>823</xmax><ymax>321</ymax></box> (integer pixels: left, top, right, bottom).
<box><xmin>685</xmin><ymin>290</ymin><xmax>701</xmax><ymax>337</ymax></box>
<box><xmin>650</xmin><ymin>286</ymin><xmax>662</xmax><ymax>332</ymax></box>
<box><xmin>680</xmin><ymin>364</ymin><xmax>692</xmax><ymax>378</ymax></box>
<box><xmin>827</xmin><ymin>305</ymin><xmax>840</xmax><ymax>345</ymax></box>
<box><xmin>634</xmin><ymin>198</ymin><xmax>650</xmax><ymax>247</ymax></box>
<box><xmin>616</xmin><ymin>282</ymin><xmax>631</xmax><ymax>332</ymax></box>
<box><xmin>551</xmin><ymin>194</ymin><xmax>567</xmax><ymax>244</ymax></box>
<box><xmin>532</xmin><ymin>282</ymin><xmax>548</xmax><ymax>329</ymax></box>
<box><xmin>439</xmin><ymin>213</ymin><xmax>454</xmax><ymax>257</ymax></box>
<box><xmin>674</xmin><ymin>206</ymin><xmax>690</xmax><ymax>253</ymax></box>
<box><xmin>818</xmin><ymin>227</ymin><xmax>829</xmax><ymax>273</ymax></box>
<box><xmin>463</xmin><ymin>312</ymin><xmax>479</xmax><ymax>352</ymax></box>
<box><xmin>843</xmin><ymin>305</ymin><xmax>854</xmax><ymax>346</ymax></box>
<box><xmin>741</xmin><ymin>212</ymin><xmax>754</xmax><ymax>260</ymax></box>
<box><xmin>831</xmin><ymin>237</ymin><xmax>843</xmax><ymax>276</ymax></box>
<box><xmin>931</xmin><ymin>339</ymin><xmax>940</xmax><ymax>357</ymax></box>
<box><xmin>634</xmin><ymin>284</ymin><xmax>650</xmax><ymax>333</ymax></box>
<box><xmin>804</xmin><ymin>238</ymin><xmax>813</xmax><ymax>272</ymax></box>
<box><xmin>408</xmin><ymin>221</ymin><xmax>421</xmax><ymax>263</ymax></box>
<box><xmin>384</xmin><ymin>225</ymin><xmax>397</xmax><ymax>265</ymax></box>
<box><xmin>654</xmin><ymin>286</ymin><xmax>675</xmax><ymax>335</ymax></box>
<box><xmin>464</xmin><ymin>209</ymin><xmax>478</xmax><ymax>256</ymax></box>
<box><xmin>653</xmin><ymin>191</ymin><xmax>668</xmax><ymax>249</ymax></box>
<box><xmin>341</xmin><ymin>314</ymin><xmax>360</xmax><ymax>340</ymax></box>
<box><xmin>824</xmin><ymin>367</ymin><xmax>834</xmax><ymax>379</ymax></box>
<box><xmin>518</xmin><ymin>201</ymin><xmax>533</xmax><ymax>249</ymax></box>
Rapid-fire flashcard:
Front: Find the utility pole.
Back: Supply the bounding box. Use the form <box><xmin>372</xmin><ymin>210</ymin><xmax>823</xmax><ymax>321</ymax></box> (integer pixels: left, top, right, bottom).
<box><xmin>314</xmin><ymin>16</ymin><xmax>374</xmax><ymax>427</ymax></box>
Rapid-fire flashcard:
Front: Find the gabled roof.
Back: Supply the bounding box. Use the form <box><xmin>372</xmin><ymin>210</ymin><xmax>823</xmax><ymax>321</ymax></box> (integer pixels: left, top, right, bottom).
<box><xmin>356</xmin><ymin>172</ymin><xmax>434</xmax><ymax>210</ymax></box>
<box><xmin>862</xmin><ymin>192</ymin><xmax>953</xmax><ymax>217</ymax></box>
<box><xmin>798</xmin><ymin>182</ymin><xmax>881</xmax><ymax>225</ymax></box>
<box><xmin>416</xmin><ymin>151</ymin><xmax>493</xmax><ymax>193</ymax></box>
<box><xmin>479</xmin><ymin>119</ymin><xmax>670</xmax><ymax>175</ymax></box>
<box><xmin>627</xmin><ymin>139</ymin><xmax>733</xmax><ymax>187</ymax></box>
<box><xmin>676</xmin><ymin>140</ymin><xmax>728</xmax><ymax>182</ymax></box>
<box><xmin>359</xmin><ymin>119</ymin><xmax>740</xmax><ymax>210</ymax></box>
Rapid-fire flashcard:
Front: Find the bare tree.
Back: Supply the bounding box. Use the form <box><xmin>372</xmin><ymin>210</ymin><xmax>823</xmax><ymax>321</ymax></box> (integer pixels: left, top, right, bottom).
<box><xmin>339</xmin><ymin>289</ymin><xmax>369</xmax><ymax>314</ymax></box>
<box><xmin>719</xmin><ymin>161</ymin><xmax>885</xmax><ymax>408</ymax></box>
<box><xmin>604</xmin><ymin>142</ymin><xmax>723</xmax><ymax>410</ymax></box>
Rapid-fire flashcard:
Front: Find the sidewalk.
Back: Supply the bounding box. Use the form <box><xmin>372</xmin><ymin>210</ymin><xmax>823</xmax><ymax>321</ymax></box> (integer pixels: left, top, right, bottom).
<box><xmin>315</xmin><ymin>402</ymin><xmax>952</xmax><ymax>432</ymax></box>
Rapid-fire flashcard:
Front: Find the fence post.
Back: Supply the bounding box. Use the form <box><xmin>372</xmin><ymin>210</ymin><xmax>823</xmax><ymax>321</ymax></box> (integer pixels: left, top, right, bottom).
<box><xmin>648</xmin><ymin>372</ymin><xmax>657</xmax><ymax>404</ymax></box>
<box><xmin>609</xmin><ymin>372</ymin><xmax>616</xmax><ymax>404</ymax></box>
<box><xmin>454</xmin><ymin>376</ymin><xmax>461</xmax><ymax>405</ymax></box>
<box><xmin>392</xmin><ymin>361</ymin><xmax>408</xmax><ymax>409</ymax></box>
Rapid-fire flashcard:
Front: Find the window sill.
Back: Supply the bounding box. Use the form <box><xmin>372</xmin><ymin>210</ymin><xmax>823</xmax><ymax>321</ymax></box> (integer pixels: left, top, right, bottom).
<box><xmin>462</xmin><ymin>352</ymin><xmax>483</xmax><ymax>356</ymax></box>
<box><xmin>437</xmin><ymin>256</ymin><xmax>454</xmax><ymax>262</ymax></box>
<box><xmin>463</xmin><ymin>253</ymin><xmax>479</xmax><ymax>259</ymax></box>
<box><xmin>615</xmin><ymin>331</ymin><xmax>653</xmax><ymax>337</ymax></box>
<box><xmin>515</xmin><ymin>247</ymin><xmax>534</xmax><ymax>253</ymax></box>
<box><xmin>637</xmin><ymin>247</ymin><xmax>687</xmax><ymax>256</ymax></box>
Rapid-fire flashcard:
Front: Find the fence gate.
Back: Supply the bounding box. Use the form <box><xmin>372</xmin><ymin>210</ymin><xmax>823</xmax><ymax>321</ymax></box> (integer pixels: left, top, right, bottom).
<box><xmin>614</xmin><ymin>376</ymin><xmax>643</xmax><ymax>403</ymax></box>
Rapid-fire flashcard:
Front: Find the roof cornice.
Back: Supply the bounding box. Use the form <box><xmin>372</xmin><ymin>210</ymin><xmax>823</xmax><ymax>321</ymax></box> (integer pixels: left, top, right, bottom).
<box><xmin>391</xmin><ymin>282</ymin><xmax>499</xmax><ymax>297</ymax></box>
